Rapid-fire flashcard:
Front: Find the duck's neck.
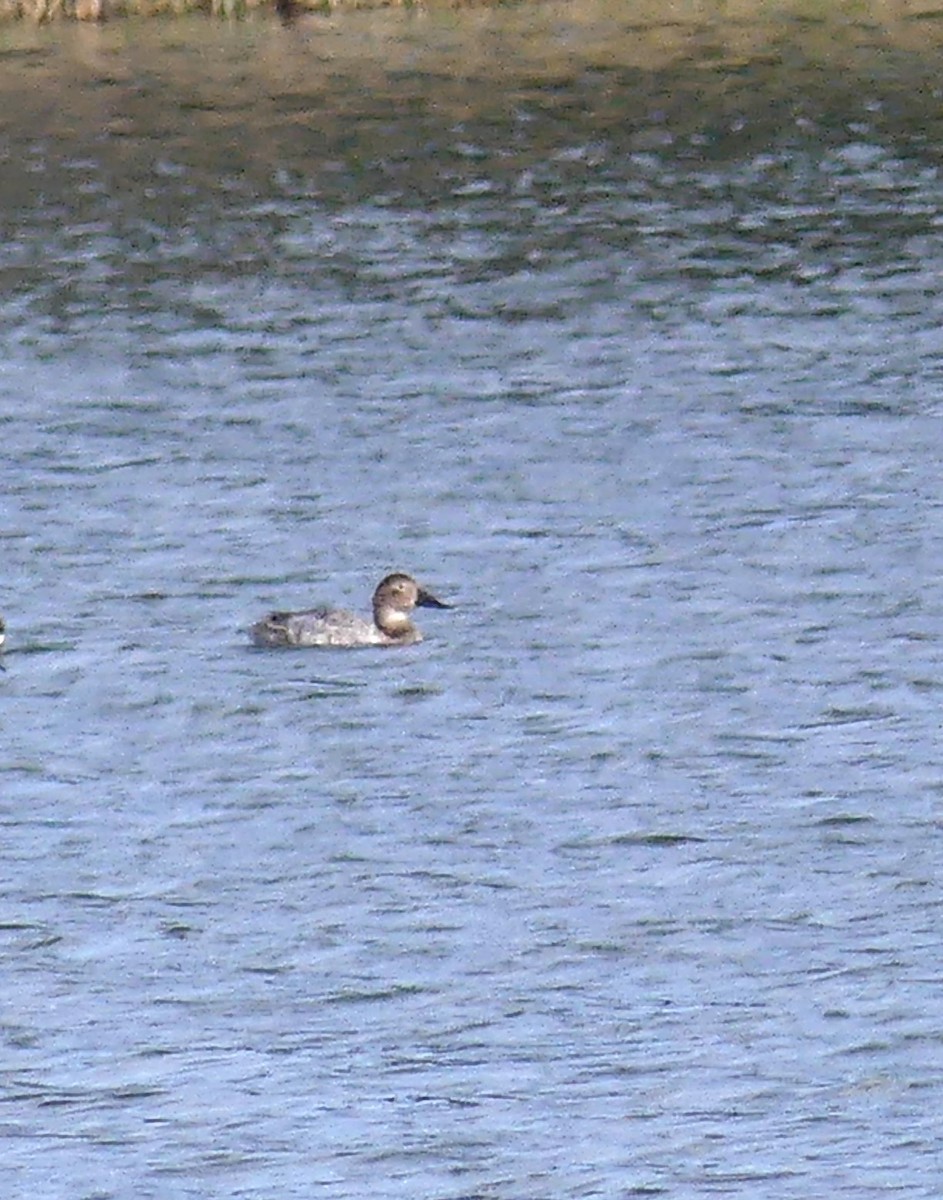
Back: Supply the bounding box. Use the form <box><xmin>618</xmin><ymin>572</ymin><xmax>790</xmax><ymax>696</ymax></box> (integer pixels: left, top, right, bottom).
<box><xmin>374</xmin><ymin>605</ymin><xmax>415</xmax><ymax>640</ymax></box>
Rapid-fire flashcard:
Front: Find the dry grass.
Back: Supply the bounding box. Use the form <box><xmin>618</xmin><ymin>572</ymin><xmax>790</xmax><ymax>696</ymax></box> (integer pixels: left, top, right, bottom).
<box><xmin>0</xmin><ymin>0</ymin><xmax>939</xmax><ymax>24</ymax></box>
<box><xmin>0</xmin><ymin>0</ymin><xmax>430</xmax><ymax>18</ymax></box>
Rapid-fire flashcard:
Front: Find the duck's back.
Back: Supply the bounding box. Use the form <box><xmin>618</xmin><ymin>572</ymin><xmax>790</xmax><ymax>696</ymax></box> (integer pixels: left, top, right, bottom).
<box><xmin>251</xmin><ymin>606</ymin><xmax>400</xmax><ymax>648</ymax></box>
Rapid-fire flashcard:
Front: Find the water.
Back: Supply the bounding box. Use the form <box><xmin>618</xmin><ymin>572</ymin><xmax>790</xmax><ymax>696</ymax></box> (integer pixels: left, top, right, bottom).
<box><xmin>2</xmin><ymin>4</ymin><xmax>943</xmax><ymax>1197</ymax></box>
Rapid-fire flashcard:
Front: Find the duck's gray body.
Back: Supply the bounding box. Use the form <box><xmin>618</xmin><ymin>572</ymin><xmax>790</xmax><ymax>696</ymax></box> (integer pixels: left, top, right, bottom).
<box><xmin>251</xmin><ymin>573</ymin><xmax>450</xmax><ymax>649</ymax></box>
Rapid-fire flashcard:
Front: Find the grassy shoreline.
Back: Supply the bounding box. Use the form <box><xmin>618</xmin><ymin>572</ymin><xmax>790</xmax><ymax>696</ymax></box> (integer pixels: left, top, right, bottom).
<box><xmin>10</xmin><ymin>0</ymin><xmax>437</xmax><ymax>19</ymax></box>
<box><xmin>4</xmin><ymin>0</ymin><xmax>943</xmax><ymax>27</ymax></box>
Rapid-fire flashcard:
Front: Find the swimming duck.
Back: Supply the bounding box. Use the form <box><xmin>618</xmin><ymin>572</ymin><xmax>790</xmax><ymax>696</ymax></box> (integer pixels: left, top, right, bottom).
<box><xmin>250</xmin><ymin>573</ymin><xmax>450</xmax><ymax>648</ymax></box>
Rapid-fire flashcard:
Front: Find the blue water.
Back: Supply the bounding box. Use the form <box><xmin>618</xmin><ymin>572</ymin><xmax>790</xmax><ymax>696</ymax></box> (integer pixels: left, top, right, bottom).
<box><xmin>2</xmin><ymin>7</ymin><xmax>943</xmax><ymax>1198</ymax></box>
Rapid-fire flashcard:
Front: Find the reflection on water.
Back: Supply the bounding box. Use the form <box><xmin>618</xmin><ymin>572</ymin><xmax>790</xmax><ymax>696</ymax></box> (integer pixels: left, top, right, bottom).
<box><xmin>2</xmin><ymin>6</ymin><xmax>943</xmax><ymax>1200</ymax></box>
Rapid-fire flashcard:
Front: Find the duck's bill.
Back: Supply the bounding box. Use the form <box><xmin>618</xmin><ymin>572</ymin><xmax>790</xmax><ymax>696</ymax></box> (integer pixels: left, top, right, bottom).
<box><xmin>416</xmin><ymin>588</ymin><xmax>451</xmax><ymax>609</ymax></box>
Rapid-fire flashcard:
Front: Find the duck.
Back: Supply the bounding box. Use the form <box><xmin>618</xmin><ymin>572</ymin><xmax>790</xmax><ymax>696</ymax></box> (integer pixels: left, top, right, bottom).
<box><xmin>251</xmin><ymin>573</ymin><xmax>450</xmax><ymax>648</ymax></box>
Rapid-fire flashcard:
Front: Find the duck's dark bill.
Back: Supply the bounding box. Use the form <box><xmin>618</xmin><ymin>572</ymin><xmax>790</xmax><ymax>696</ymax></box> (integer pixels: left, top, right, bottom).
<box><xmin>416</xmin><ymin>589</ymin><xmax>450</xmax><ymax>609</ymax></box>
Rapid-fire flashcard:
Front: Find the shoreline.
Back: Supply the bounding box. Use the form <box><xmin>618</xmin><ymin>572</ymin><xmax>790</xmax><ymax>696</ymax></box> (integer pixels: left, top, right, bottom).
<box><xmin>3</xmin><ymin>0</ymin><xmax>943</xmax><ymax>31</ymax></box>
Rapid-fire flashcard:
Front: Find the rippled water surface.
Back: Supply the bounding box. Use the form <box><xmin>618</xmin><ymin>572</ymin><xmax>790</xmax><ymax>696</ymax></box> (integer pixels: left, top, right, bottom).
<box><xmin>2</xmin><ymin>4</ymin><xmax>943</xmax><ymax>1197</ymax></box>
